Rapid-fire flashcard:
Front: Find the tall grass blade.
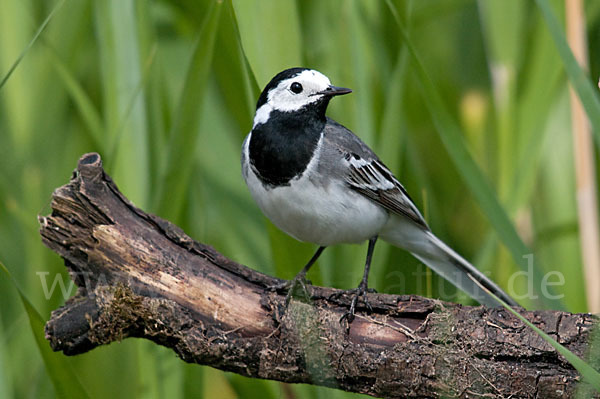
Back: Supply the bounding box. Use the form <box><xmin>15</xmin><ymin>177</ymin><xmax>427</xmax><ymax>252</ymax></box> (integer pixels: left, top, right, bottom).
<box><xmin>0</xmin><ymin>0</ymin><xmax>66</xmax><ymax>92</ymax></box>
<box><xmin>565</xmin><ymin>0</ymin><xmax>600</xmax><ymax>313</ymax></box>
<box><xmin>226</xmin><ymin>374</ymin><xmax>276</xmax><ymax>399</ymax></box>
<box><xmin>535</xmin><ymin>0</ymin><xmax>600</xmax><ymax>142</ymax></box>
<box><xmin>94</xmin><ymin>0</ymin><xmax>150</xmax><ymax>208</ymax></box>
<box><xmin>213</xmin><ymin>0</ymin><xmax>260</xmax><ymax>135</ymax></box>
<box><xmin>48</xmin><ymin>50</ymin><xmax>104</xmax><ymax>150</ymax></box>
<box><xmin>106</xmin><ymin>45</ymin><xmax>157</xmax><ymax>169</ymax></box>
<box><xmin>154</xmin><ymin>1</ymin><xmax>222</xmax><ymax>221</ymax></box>
<box><xmin>477</xmin><ymin>0</ymin><xmax>524</xmax><ymax>199</ymax></box>
<box><xmin>0</xmin><ymin>261</ymin><xmax>9</xmax><ymax>276</ymax></box>
<box><xmin>0</xmin><ymin>261</ymin><xmax>90</xmax><ymax>398</ymax></box>
<box><xmin>231</xmin><ymin>0</ymin><xmax>302</xmax><ymax>86</ymax></box>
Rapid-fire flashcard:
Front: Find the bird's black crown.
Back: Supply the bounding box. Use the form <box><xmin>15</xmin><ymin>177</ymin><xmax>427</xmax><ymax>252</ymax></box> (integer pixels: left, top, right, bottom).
<box><xmin>255</xmin><ymin>67</ymin><xmax>310</xmax><ymax>109</ymax></box>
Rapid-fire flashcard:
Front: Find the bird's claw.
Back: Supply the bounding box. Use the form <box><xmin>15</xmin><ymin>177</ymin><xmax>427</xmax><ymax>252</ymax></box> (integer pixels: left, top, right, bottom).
<box><xmin>268</xmin><ymin>274</ymin><xmax>312</xmax><ymax>305</ymax></box>
<box><xmin>328</xmin><ymin>286</ymin><xmax>376</xmax><ymax>302</ymax></box>
<box><xmin>337</xmin><ymin>285</ymin><xmax>373</xmax><ymax>327</ymax></box>
<box><xmin>267</xmin><ymin>280</ymin><xmax>290</xmax><ymax>292</ymax></box>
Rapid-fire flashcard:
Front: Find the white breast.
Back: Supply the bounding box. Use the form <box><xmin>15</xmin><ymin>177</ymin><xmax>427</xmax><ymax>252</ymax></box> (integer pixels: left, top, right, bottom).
<box><xmin>242</xmin><ymin>134</ymin><xmax>389</xmax><ymax>246</ymax></box>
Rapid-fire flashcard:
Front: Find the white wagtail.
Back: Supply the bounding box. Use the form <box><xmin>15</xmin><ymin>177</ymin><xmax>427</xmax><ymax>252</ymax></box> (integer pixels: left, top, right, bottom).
<box><xmin>242</xmin><ymin>67</ymin><xmax>517</xmax><ymax>322</ymax></box>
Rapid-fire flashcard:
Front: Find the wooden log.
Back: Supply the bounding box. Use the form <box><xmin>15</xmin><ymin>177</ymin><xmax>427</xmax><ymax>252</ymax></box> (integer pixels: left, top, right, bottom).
<box><xmin>39</xmin><ymin>153</ymin><xmax>597</xmax><ymax>398</ymax></box>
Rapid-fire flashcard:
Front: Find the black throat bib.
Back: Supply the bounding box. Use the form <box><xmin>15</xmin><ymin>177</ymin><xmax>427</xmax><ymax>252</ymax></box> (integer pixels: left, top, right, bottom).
<box><xmin>249</xmin><ymin>107</ymin><xmax>326</xmax><ymax>187</ymax></box>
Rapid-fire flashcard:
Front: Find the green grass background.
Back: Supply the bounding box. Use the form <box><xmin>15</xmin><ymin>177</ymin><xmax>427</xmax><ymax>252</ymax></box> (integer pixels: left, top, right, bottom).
<box><xmin>0</xmin><ymin>0</ymin><xmax>599</xmax><ymax>397</ymax></box>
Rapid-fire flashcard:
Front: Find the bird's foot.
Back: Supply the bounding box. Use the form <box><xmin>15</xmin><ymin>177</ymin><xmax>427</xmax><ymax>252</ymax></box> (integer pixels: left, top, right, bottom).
<box><xmin>328</xmin><ymin>286</ymin><xmax>376</xmax><ymax>302</ymax></box>
<box><xmin>268</xmin><ymin>273</ymin><xmax>312</xmax><ymax>305</ymax></box>
<box><xmin>337</xmin><ymin>283</ymin><xmax>373</xmax><ymax>326</ymax></box>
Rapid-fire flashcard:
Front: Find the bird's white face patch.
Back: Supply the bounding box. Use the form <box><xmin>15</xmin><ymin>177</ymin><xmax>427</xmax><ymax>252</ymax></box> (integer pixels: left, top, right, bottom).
<box><xmin>253</xmin><ymin>70</ymin><xmax>332</xmax><ymax>127</ymax></box>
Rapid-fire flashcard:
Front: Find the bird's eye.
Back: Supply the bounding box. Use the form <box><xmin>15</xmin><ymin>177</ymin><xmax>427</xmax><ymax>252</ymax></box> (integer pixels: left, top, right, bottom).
<box><xmin>290</xmin><ymin>82</ymin><xmax>303</xmax><ymax>94</ymax></box>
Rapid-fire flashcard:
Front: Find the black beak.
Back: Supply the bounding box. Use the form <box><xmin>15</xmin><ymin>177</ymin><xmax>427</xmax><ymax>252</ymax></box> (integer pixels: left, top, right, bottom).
<box><xmin>317</xmin><ymin>85</ymin><xmax>352</xmax><ymax>97</ymax></box>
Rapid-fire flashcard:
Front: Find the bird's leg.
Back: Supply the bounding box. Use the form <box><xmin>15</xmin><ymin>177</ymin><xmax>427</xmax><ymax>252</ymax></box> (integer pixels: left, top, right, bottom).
<box><xmin>268</xmin><ymin>246</ymin><xmax>326</xmax><ymax>304</ymax></box>
<box><xmin>340</xmin><ymin>236</ymin><xmax>378</xmax><ymax>325</ymax></box>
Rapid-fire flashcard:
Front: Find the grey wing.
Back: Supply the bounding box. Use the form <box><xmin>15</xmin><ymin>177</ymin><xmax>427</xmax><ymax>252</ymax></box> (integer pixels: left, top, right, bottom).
<box><xmin>322</xmin><ymin>118</ymin><xmax>430</xmax><ymax>230</ymax></box>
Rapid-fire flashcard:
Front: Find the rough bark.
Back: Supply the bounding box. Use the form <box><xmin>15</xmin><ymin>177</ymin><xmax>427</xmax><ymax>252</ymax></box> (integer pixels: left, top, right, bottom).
<box><xmin>39</xmin><ymin>153</ymin><xmax>598</xmax><ymax>398</ymax></box>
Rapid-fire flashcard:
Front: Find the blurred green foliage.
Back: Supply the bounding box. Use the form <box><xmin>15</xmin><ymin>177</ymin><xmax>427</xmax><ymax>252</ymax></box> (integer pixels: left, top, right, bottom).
<box><xmin>0</xmin><ymin>0</ymin><xmax>599</xmax><ymax>397</ymax></box>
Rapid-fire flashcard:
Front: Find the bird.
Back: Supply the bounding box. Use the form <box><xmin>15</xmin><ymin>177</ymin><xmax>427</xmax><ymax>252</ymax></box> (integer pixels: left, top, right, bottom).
<box><xmin>241</xmin><ymin>67</ymin><xmax>517</xmax><ymax>323</ymax></box>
